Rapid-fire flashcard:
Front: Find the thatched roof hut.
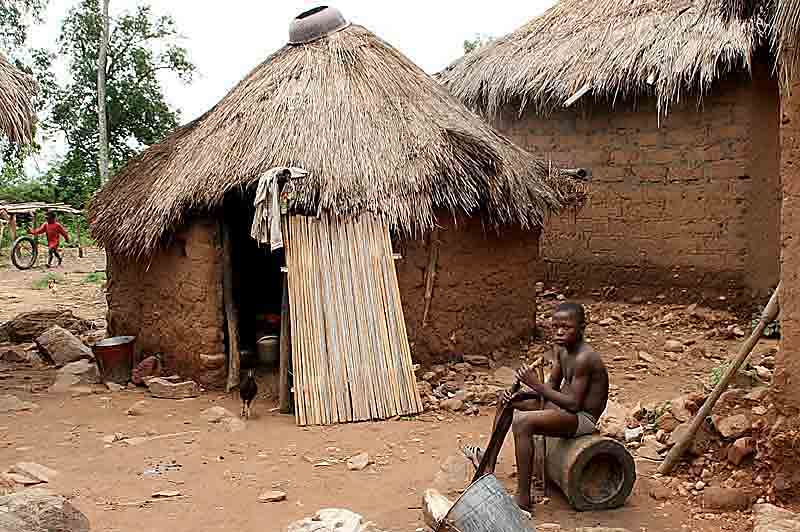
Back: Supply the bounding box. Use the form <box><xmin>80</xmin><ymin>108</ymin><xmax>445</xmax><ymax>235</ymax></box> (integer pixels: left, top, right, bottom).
<box><xmin>90</xmin><ymin>9</ymin><xmax>571</xmax><ymax>259</ymax></box>
<box><xmin>0</xmin><ymin>53</ymin><xmax>36</xmax><ymax>145</ymax></box>
<box><xmin>440</xmin><ymin>0</ymin><xmax>772</xmax><ymax>118</ymax></box>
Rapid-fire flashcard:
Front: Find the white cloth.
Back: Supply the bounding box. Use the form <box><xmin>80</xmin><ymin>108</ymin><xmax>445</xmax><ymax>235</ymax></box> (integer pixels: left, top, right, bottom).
<box><xmin>250</xmin><ymin>167</ymin><xmax>307</xmax><ymax>251</ymax></box>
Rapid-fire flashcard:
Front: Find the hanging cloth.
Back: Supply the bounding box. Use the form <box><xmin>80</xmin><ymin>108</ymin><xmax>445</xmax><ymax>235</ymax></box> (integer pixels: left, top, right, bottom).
<box><xmin>250</xmin><ymin>166</ymin><xmax>307</xmax><ymax>251</ymax></box>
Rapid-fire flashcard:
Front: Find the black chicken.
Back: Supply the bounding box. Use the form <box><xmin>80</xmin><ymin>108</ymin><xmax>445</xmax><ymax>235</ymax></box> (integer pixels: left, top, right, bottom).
<box><xmin>239</xmin><ymin>369</ymin><xmax>258</xmax><ymax>419</ymax></box>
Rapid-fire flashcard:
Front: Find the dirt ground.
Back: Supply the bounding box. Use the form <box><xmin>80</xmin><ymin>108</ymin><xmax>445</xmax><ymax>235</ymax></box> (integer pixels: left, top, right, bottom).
<box><xmin>0</xmin><ymin>248</ymin><xmax>769</xmax><ymax>531</ymax></box>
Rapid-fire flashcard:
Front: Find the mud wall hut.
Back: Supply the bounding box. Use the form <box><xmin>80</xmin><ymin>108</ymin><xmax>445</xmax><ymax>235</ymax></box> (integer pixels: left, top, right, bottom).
<box><xmin>441</xmin><ymin>0</ymin><xmax>781</xmax><ymax>298</ymax></box>
<box><xmin>90</xmin><ymin>7</ymin><xmax>573</xmax><ymax>398</ymax></box>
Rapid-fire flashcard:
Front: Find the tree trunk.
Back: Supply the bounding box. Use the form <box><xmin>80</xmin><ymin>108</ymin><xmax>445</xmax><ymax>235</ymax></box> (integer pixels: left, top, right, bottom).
<box><xmin>97</xmin><ymin>0</ymin><xmax>110</xmax><ymax>183</ymax></box>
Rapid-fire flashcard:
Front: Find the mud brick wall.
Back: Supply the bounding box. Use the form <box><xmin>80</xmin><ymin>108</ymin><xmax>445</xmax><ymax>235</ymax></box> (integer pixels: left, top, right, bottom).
<box><xmin>495</xmin><ymin>68</ymin><xmax>781</xmax><ymax>297</ymax></box>
<box><xmin>396</xmin><ymin>216</ymin><xmax>541</xmax><ymax>364</ymax></box>
<box><xmin>106</xmin><ymin>220</ymin><xmax>227</xmax><ymax>387</ymax></box>
<box><xmin>777</xmin><ymin>77</ymin><xmax>800</xmax><ymax>415</ymax></box>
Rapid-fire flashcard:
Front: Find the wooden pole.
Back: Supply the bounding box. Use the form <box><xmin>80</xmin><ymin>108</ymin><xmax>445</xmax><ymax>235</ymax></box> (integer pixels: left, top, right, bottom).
<box><xmin>97</xmin><ymin>0</ymin><xmax>111</xmax><ymax>183</ymax></box>
<box><xmin>32</xmin><ymin>211</ymin><xmax>39</xmax><ymax>246</ymax></box>
<box><xmin>279</xmin><ymin>274</ymin><xmax>292</xmax><ymax>414</ymax></box>
<box><xmin>221</xmin><ymin>221</ymin><xmax>241</xmax><ymax>392</ymax></box>
<box><xmin>658</xmin><ymin>283</ymin><xmax>781</xmax><ymax>474</ymax></box>
<box><xmin>421</xmin><ymin>227</ymin><xmax>440</xmax><ymax>328</ymax></box>
<box><xmin>75</xmin><ymin>214</ymin><xmax>83</xmax><ymax>258</ymax></box>
<box><xmin>9</xmin><ymin>213</ymin><xmax>16</xmax><ymax>241</ymax></box>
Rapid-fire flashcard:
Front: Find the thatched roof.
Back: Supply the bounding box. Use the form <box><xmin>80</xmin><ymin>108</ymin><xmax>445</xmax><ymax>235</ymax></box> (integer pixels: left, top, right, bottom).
<box><xmin>776</xmin><ymin>0</ymin><xmax>800</xmax><ymax>84</ymax></box>
<box><xmin>90</xmin><ymin>17</ymin><xmax>571</xmax><ymax>258</ymax></box>
<box><xmin>441</xmin><ymin>0</ymin><xmax>772</xmax><ymax>118</ymax></box>
<box><xmin>0</xmin><ymin>53</ymin><xmax>36</xmax><ymax>145</ymax></box>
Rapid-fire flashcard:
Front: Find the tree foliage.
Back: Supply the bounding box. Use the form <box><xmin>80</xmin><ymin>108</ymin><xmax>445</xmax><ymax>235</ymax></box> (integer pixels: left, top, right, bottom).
<box><xmin>44</xmin><ymin>0</ymin><xmax>194</xmax><ymax>207</ymax></box>
<box><xmin>0</xmin><ymin>0</ymin><xmax>46</xmax><ymax>49</ymax></box>
<box><xmin>463</xmin><ymin>33</ymin><xmax>494</xmax><ymax>54</ymax></box>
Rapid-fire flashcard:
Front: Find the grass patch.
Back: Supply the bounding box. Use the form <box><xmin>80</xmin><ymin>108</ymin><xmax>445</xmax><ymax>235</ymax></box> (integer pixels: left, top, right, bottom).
<box><xmin>32</xmin><ymin>272</ymin><xmax>66</xmax><ymax>290</ymax></box>
<box><xmin>83</xmin><ymin>271</ymin><xmax>106</xmax><ymax>285</ymax></box>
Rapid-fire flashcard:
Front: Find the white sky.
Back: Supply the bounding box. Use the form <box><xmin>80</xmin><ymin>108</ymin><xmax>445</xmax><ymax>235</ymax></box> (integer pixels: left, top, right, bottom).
<box><xmin>26</xmin><ymin>1</ymin><xmax>555</xmax><ymax>169</ymax></box>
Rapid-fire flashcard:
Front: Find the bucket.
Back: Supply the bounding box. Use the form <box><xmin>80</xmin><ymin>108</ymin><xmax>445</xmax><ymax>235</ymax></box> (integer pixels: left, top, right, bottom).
<box><xmin>439</xmin><ymin>474</ymin><xmax>529</xmax><ymax>532</ymax></box>
<box><xmin>92</xmin><ymin>336</ymin><xmax>135</xmax><ymax>385</ymax></box>
<box><xmin>257</xmin><ymin>335</ymin><xmax>279</xmax><ymax>366</ymax></box>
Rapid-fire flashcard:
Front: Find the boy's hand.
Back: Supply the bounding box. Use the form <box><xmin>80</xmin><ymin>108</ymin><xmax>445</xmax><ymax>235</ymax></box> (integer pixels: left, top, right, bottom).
<box><xmin>516</xmin><ymin>365</ymin><xmax>542</xmax><ymax>390</ymax></box>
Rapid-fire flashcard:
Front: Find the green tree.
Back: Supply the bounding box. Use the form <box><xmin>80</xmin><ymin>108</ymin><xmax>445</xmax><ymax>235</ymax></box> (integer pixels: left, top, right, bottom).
<box><xmin>463</xmin><ymin>33</ymin><xmax>493</xmax><ymax>54</ymax></box>
<box><xmin>46</xmin><ymin>0</ymin><xmax>194</xmax><ymax>207</ymax></box>
<box><xmin>0</xmin><ymin>0</ymin><xmax>46</xmax><ymax>49</ymax></box>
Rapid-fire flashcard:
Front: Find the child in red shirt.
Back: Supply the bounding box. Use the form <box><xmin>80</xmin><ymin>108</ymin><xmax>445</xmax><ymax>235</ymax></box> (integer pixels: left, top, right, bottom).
<box><xmin>29</xmin><ymin>211</ymin><xmax>70</xmax><ymax>268</ymax></box>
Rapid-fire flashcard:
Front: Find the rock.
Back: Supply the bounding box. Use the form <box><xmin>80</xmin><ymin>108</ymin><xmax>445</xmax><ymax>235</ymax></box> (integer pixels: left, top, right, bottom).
<box><xmin>668</xmin><ymin>421</ymin><xmax>714</xmax><ymax>456</ymax></box>
<box><xmin>433</xmin><ymin>455</ymin><xmax>471</xmax><ymax>495</ymax></box>
<box><xmin>492</xmin><ymin>366</ymin><xmax>516</xmax><ymax>386</ymax></box>
<box><xmin>152</xmin><ymin>490</ymin><xmax>182</xmax><ymax>498</ymax></box>
<box><xmin>0</xmin><ymin>310</ymin><xmax>94</xmax><ymax>344</ymax></box>
<box><xmin>132</xmin><ymin>355</ymin><xmax>163</xmax><ymax>386</ymax></box>
<box><xmin>624</xmin><ymin>426</ymin><xmax>644</xmax><ymax>442</ymax></box>
<box><xmin>657</xmin><ymin>412</ymin><xmax>681</xmax><ymax>433</ymax></box>
<box><xmin>575</xmin><ymin>528</ymin><xmax>632</xmax><ymax>532</ymax></box>
<box><xmin>752</xmin><ymin>405</ymin><xmax>768</xmax><ymax>416</ymax></box>
<box><xmin>646</xmin><ymin>479</ymin><xmax>672</xmax><ymax>501</ymax></box>
<box><xmin>105</xmin><ymin>382</ymin><xmax>124</xmax><ymax>393</ymax></box>
<box><xmin>745</xmin><ymin>387</ymin><xmax>770</xmax><ymax>402</ymax></box>
<box><xmin>703</xmin><ymin>487</ymin><xmax>753</xmax><ymax>511</ymax></box>
<box><xmin>472</xmin><ymin>385</ymin><xmax>503</xmax><ymax>405</ymax></box>
<box><xmin>35</xmin><ymin>326</ymin><xmax>93</xmax><ymax>367</ymax></box>
<box><xmin>463</xmin><ymin>355</ymin><xmax>489</xmax><ymax>367</ymax></box>
<box><xmin>636</xmin><ymin>438</ymin><xmax>664</xmax><ymax>461</ymax></box>
<box><xmin>715</xmin><ymin>414</ymin><xmax>750</xmax><ymax>439</ymax></box>
<box><xmin>753</xmin><ymin>504</ymin><xmax>800</xmax><ymax>532</ymax></box>
<box><xmin>597</xmin><ymin>400</ymin><xmax>627</xmax><ymax>440</ymax></box>
<box><xmin>754</xmin><ymin>366</ymin><xmax>773</xmax><ymax>382</ymax></box>
<box><xmin>9</xmin><ymin>463</ymin><xmax>58</xmax><ymax>484</ymax></box>
<box><xmin>452</xmin><ymin>363</ymin><xmax>472</xmax><ymax>375</ymax></box>
<box><xmin>0</xmin><ymin>345</ymin><xmax>29</xmax><ymax>363</ymax></box>
<box><xmin>637</xmin><ymin>351</ymin><xmax>656</xmax><ymax>364</ymax></box>
<box><xmin>629</xmin><ymin>402</ymin><xmax>646</xmax><ymax>421</ymax></box>
<box><xmin>147</xmin><ymin>378</ymin><xmax>199</xmax><ymax>399</ymax></box>
<box><xmin>669</xmin><ymin>396</ymin><xmax>695</xmax><ymax>422</ymax></box>
<box><xmin>538</xmin><ymin>524</ymin><xmax>562</xmax><ymax>532</ymax></box>
<box><xmin>422</xmin><ymin>372</ymin><xmax>436</xmax><ymax>382</ymax></box>
<box><xmin>0</xmin><ymin>487</ymin><xmax>90</xmax><ymax>532</ymax></box>
<box><xmin>760</xmin><ymin>356</ymin><xmax>776</xmax><ymax>370</ymax></box>
<box><xmin>221</xmin><ymin>417</ymin><xmax>246</xmax><ymax>432</ymax></box>
<box><xmin>598</xmin><ymin>318</ymin><xmax>615</xmax><ymax>326</ymax></box>
<box><xmin>201</xmin><ymin>406</ymin><xmax>235</xmax><ymax>423</ymax></box>
<box><xmin>258</xmin><ymin>490</ymin><xmax>286</xmax><ymax>503</ymax></box>
<box><xmin>440</xmin><ymin>398</ymin><xmax>464</xmax><ymax>412</ymax></box>
<box><xmin>287</xmin><ymin>509</ymin><xmax>371</xmax><ymax>532</ymax></box>
<box><xmin>2</xmin><ymin>473</ymin><xmax>40</xmax><ymax>486</ymax></box>
<box><xmin>695</xmin><ymin>481</ymin><xmax>706</xmax><ymax>490</ymax></box>
<box><xmin>347</xmin><ymin>452</ymin><xmax>370</xmax><ymax>471</ymax></box>
<box><xmin>125</xmin><ymin>400</ymin><xmax>148</xmax><ymax>416</ymax></box>
<box><xmin>49</xmin><ymin>360</ymin><xmax>101</xmax><ymax>393</ymax></box>
<box><xmin>664</xmin><ymin>340</ymin><xmax>684</xmax><ymax>353</ymax></box>
<box><xmin>0</xmin><ymin>394</ymin><xmax>38</xmax><ymax>413</ymax></box>
<box><xmin>772</xmin><ymin>473</ymin><xmax>791</xmax><ymax>498</ymax></box>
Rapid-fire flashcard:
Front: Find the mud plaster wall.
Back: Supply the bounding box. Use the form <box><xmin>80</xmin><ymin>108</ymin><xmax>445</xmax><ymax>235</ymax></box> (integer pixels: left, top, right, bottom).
<box><xmin>495</xmin><ymin>67</ymin><xmax>781</xmax><ymax>297</ymax></box>
<box><xmin>396</xmin><ymin>217</ymin><xmax>541</xmax><ymax>364</ymax></box>
<box><xmin>776</xmin><ymin>77</ymin><xmax>800</xmax><ymax>415</ymax></box>
<box><xmin>105</xmin><ymin>220</ymin><xmax>227</xmax><ymax>387</ymax></box>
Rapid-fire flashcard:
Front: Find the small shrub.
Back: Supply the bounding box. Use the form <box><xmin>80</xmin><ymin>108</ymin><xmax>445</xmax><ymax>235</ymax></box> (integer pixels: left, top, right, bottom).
<box><xmin>83</xmin><ymin>271</ymin><xmax>106</xmax><ymax>285</ymax></box>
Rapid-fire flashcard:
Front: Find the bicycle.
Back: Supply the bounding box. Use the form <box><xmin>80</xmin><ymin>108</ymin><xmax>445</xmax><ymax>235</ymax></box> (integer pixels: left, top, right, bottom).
<box><xmin>11</xmin><ymin>235</ymin><xmax>38</xmax><ymax>270</ymax></box>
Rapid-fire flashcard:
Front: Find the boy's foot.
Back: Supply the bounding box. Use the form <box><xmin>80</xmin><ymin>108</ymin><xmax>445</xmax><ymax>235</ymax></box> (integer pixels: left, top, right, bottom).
<box><xmin>460</xmin><ymin>444</ymin><xmax>484</xmax><ymax>470</ymax></box>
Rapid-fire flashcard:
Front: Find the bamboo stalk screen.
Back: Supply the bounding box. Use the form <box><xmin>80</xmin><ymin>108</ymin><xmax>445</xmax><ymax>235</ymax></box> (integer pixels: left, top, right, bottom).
<box><xmin>284</xmin><ymin>213</ymin><xmax>423</xmax><ymax>426</ymax></box>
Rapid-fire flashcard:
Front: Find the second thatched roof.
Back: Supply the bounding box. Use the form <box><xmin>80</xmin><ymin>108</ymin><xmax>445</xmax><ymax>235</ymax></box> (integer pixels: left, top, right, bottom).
<box><xmin>0</xmin><ymin>53</ymin><xmax>36</xmax><ymax>145</ymax></box>
<box><xmin>441</xmin><ymin>0</ymin><xmax>772</xmax><ymax>118</ymax></box>
<box><xmin>90</xmin><ymin>8</ymin><xmax>573</xmax><ymax>259</ymax></box>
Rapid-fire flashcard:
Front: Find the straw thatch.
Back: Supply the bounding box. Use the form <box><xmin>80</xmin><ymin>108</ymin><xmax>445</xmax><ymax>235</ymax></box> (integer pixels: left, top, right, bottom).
<box><xmin>0</xmin><ymin>53</ymin><xmax>36</xmax><ymax>145</ymax></box>
<box><xmin>90</xmin><ymin>24</ymin><xmax>570</xmax><ymax>258</ymax></box>
<box><xmin>441</xmin><ymin>0</ymin><xmax>772</xmax><ymax>118</ymax></box>
<box><xmin>776</xmin><ymin>0</ymin><xmax>800</xmax><ymax>85</ymax></box>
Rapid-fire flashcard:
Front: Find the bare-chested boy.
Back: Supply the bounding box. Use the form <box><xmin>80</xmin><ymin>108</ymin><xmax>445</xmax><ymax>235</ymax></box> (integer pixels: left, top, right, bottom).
<box><xmin>462</xmin><ymin>302</ymin><xmax>609</xmax><ymax>510</ymax></box>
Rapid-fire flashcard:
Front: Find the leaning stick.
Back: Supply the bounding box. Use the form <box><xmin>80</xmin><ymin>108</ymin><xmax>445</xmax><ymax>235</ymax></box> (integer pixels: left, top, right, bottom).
<box><xmin>658</xmin><ymin>283</ymin><xmax>780</xmax><ymax>475</ymax></box>
<box><xmin>535</xmin><ymin>359</ymin><xmax>547</xmax><ymax>497</ymax></box>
